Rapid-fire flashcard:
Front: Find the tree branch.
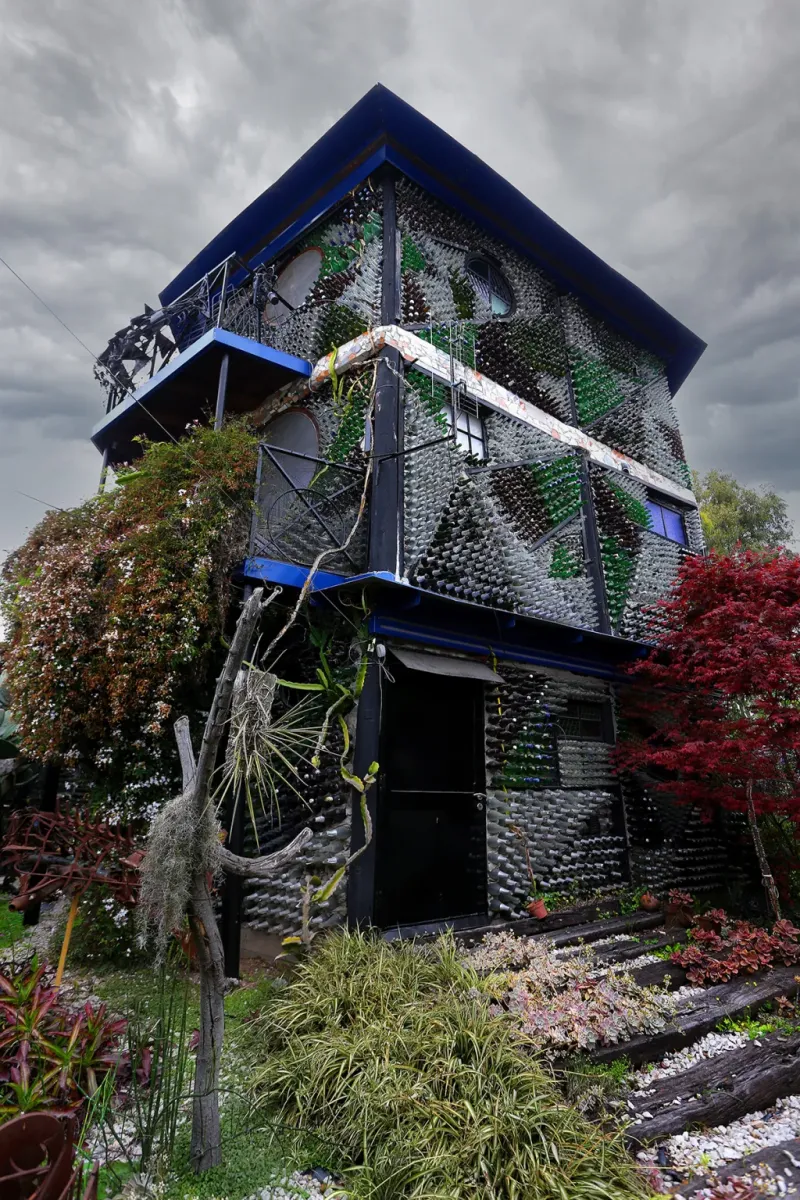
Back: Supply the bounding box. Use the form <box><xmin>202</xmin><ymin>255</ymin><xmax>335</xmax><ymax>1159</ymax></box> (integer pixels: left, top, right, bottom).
<box><xmin>217</xmin><ymin>828</ymin><xmax>313</xmax><ymax>879</ymax></box>
<box><xmin>192</xmin><ymin>588</ymin><xmax>268</xmax><ymax>813</ymax></box>
<box><xmin>174</xmin><ymin>715</ymin><xmax>197</xmax><ymax>790</ymax></box>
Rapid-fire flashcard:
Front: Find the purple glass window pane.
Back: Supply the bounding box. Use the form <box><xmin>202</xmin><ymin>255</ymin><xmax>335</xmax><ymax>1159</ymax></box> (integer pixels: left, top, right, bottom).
<box><xmin>662</xmin><ymin>507</ymin><xmax>687</xmax><ymax>544</ymax></box>
<box><xmin>644</xmin><ymin>499</ymin><xmax>665</xmax><ymax>536</ymax></box>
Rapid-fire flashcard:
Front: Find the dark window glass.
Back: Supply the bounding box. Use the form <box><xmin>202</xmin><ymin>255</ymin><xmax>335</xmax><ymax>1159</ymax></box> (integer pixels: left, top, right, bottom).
<box><xmin>644</xmin><ymin>498</ymin><xmax>687</xmax><ymax>545</ymax></box>
<box><xmin>559</xmin><ymin>699</ymin><xmax>607</xmax><ymax>741</ymax></box>
<box><xmin>465</xmin><ymin>256</ymin><xmax>514</xmax><ymax>316</ymax></box>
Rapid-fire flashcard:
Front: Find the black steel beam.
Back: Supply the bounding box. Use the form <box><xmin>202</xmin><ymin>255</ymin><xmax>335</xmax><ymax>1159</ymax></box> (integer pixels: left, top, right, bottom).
<box><xmin>559</xmin><ymin>298</ymin><xmax>612</xmax><ymax>635</ymax></box>
<box><xmin>368</xmin><ymin>170</ymin><xmax>403</xmax><ymax>576</ymax></box>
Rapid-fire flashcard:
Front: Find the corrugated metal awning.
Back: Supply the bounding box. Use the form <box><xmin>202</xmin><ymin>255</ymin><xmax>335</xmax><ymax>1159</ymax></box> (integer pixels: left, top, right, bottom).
<box><xmin>390</xmin><ymin>647</ymin><xmax>504</xmax><ymax>683</ymax></box>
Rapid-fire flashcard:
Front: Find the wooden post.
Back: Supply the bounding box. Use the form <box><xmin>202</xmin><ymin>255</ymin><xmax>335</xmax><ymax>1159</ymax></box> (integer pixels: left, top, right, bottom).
<box><xmin>55</xmin><ymin>892</ymin><xmax>80</xmax><ymax>988</ymax></box>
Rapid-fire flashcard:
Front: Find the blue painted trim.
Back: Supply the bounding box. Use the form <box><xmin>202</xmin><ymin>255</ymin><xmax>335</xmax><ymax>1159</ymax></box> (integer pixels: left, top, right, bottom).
<box><xmin>368</xmin><ymin>615</ymin><xmax>626</xmax><ymax>681</ymax></box>
<box><xmin>242</xmin><ymin>557</ymin><xmax>347</xmax><ymax>590</ymax></box>
<box><xmin>90</xmin><ymin>328</ymin><xmax>312</xmax><ymax>446</ymax></box>
<box><xmin>158</xmin><ymin>85</ymin><xmax>705</xmax><ymax>394</ymax></box>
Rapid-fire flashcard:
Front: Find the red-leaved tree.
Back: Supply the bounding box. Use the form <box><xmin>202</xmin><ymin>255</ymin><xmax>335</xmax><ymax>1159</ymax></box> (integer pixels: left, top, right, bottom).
<box><xmin>615</xmin><ymin>549</ymin><xmax>800</xmax><ymax>918</ymax></box>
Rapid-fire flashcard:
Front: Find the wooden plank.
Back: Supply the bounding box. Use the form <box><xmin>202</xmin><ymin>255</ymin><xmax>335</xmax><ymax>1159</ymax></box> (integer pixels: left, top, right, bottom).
<box><xmin>596</xmin><ymin>930</ymin><xmax>688</xmax><ymax>965</ymax></box>
<box><xmin>539</xmin><ymin>910</ymin><xmax>664</xmax><ymax>948</ymax></box>
<box><xmin>671</xmin><ymin>1137</ymin><xmax>800</xmax><ymax>1198</ymax></box>
<box><xmin>456</xmin><ymin>902</ymin><xmax>604</xmax><ymax>947</ymax></box>
<box><xmin>628</xmin><ymin>1030</ymin><xmax>800</xmax><ymax>1145</ymax></box>
<box><xmin>629</xmin><ymin>961</ymin><xmax>688</xmax><ymax>991</ymax></box>
<box><xmin>591</xmin><ymin>965</ymin><xmax>800</xmax><ymax>1066</ymax></box>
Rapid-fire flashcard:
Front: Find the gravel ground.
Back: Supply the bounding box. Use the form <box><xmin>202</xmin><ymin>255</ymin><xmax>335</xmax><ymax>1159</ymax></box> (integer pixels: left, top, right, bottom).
<box><xmin>254</xmin><ymin>1168</ymin><xmax>342</xmax><ymax>1198</ymax></box>
<box><xmin>631</xmin><ymin>1029</ymin><xmax>751</xmax><ymax>1088</ymax></box>
<box><xmin>639</xmin><ymin>1095</ymin><xmax>800</xmax><ymax>1174</ymax></box>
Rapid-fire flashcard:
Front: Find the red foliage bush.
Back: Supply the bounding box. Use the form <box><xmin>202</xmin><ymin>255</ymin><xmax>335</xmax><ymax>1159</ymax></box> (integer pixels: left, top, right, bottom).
<box><xmin>671</xmin><ymin>911</ymin><xmax>800</xmax><ymax>985</ymax></box>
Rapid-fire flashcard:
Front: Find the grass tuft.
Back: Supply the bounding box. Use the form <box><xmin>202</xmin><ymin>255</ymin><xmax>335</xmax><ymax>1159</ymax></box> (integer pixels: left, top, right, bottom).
<box><xmin>248</xmin><ymin>929</ymin><xmax>647</xmax><ymax>1199</ymax></box>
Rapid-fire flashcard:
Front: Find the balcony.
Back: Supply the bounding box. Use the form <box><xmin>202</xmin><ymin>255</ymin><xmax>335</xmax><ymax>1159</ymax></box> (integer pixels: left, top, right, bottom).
<box><xmin>91</xmin><ymin>255</ymin><xmax>312</xmax><ymax>464</ymax></box>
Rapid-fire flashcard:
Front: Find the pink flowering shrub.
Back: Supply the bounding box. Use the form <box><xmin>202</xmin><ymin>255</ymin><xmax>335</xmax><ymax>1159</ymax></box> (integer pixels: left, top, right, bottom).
<box><xmin>466</xmin><ymin>932</ymin><xmax>676</xmax><ymax>1053</ymax></box>
<box><xmin>1</xmin><ymin>422</ymin><xmax>258</xmax><ymax>817</ymax></box>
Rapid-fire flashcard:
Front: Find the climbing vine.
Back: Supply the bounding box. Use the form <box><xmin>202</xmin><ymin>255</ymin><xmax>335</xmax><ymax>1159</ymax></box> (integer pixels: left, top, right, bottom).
<box><xmin>0</xmin><ymin>422</ymin><xmax>259</xmax><ymax>819</ymax></box>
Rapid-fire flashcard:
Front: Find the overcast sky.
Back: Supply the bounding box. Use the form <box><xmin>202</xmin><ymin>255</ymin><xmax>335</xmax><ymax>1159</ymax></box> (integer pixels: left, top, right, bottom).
<box><xmin>1</xmin><ymin>0</ymin><xmax>799</xmax><ymax>573</ymax></box>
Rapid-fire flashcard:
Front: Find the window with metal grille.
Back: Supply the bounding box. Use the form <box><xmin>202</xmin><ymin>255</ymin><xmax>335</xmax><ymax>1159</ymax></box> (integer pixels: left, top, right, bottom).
<box><xmin>465</xmin><ymin>255</ymin><xmax>514</xmax><ymax>316</ymax></box>
<box><xmin>444</xmin><ymin>395</ymin><xmax>488</xmax><ymax>460</ymax></box>
<box><xmin>644</xmin><ymin>497</ymin><xmax>687</xmax><ymax>545</ymax></box>
<box><xmin>559</xmin><ymin>699</ymin><xmax>610</xmax><ymax>741</ymax></box>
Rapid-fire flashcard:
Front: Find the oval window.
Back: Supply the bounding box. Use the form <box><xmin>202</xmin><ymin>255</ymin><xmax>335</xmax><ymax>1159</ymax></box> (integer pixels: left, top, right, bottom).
<box><xmin>465</xmin><ymin>255</ymin><xmax>514</xmax><ymax>317</ymax></box>
<box><xmin>264</xmin><ymin>248</ymin><xmax>323</xmax><ymax>326</ymax></box>
<box><xmin>261</xmin><ymin>409</ymin><xmax>319</xmax><ymax>490</ymax></box>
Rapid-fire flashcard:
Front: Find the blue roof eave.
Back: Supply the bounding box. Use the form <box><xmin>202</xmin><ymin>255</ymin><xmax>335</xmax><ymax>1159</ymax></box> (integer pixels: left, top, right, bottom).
<box><xmin>159</xmin><ymin>85</ymin><xmax>705</xmax><ymax>393</ymax></box>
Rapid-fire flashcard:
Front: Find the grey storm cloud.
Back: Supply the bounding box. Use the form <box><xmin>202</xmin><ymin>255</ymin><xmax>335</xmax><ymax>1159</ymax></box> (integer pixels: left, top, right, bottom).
<box><xmin>1</xmin><ymin>0</ymin><xmax>799</xmax><ymax>569</ymax></box>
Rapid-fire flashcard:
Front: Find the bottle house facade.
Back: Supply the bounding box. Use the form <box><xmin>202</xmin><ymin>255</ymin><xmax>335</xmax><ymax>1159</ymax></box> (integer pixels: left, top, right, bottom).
<box><xmin>92</xmin><ymin>87</ymin><xmax>740</xmax><ymax>940</ymax></box>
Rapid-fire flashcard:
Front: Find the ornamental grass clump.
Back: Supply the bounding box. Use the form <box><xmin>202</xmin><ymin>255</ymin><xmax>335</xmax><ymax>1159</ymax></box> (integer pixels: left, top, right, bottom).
<box><xmin>249</xmin><ymin>929</ymin><xmax>647</xmax><ymax>1200</ymax></box>
<box><xmin>466</xmin><ymin>932</ymin><xmax>677</xmax><ymax>1053</ymax></box>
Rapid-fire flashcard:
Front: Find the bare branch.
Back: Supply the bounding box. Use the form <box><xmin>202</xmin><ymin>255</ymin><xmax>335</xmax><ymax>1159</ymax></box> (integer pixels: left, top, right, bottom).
<box><xmin>217</xmin><ymin>827</ymin><xmax>313</xmax><ymax>879</ymax></box>
<box><xmin>174</xmin><ymin>716</ymin><xmax>197</xmax><ymax>790</ymax></box>
<box><xmin>193</xmin><ymin>588</ymin><xmax>266</xmax><ymax>812</ymax></box>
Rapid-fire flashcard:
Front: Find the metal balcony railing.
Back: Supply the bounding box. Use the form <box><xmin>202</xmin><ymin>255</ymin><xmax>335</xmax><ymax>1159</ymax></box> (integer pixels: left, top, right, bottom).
<box><xmin>248</xmin><ymin>442</ymin><xmax>369</xmax><ymax>575</ymax></box>
<box><xmin>95</xmin><ymin>254</ymin><xmax>286</xmax><ymax>414</ymax></box>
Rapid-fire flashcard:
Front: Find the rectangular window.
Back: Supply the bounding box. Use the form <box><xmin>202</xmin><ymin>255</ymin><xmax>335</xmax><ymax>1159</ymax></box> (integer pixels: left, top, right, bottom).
<box><xmin>559</xmin><ymin>699</ymin><xmax>613</xmax><ymax>742</ymax></box>
<box><xmin>644</xmin><ymin>497</ymin><xmax>687</xmax><ymax>545</ymax></box>
<box><xmin>444</xmin><ymin>397</ymin><xmax>487</xmax><ymax>460</ymax></box>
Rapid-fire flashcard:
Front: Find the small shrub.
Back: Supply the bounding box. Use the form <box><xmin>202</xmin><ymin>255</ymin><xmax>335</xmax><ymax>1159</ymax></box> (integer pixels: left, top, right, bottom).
<box><xmin>249</xmin><ymin>930</ymin><xmax>648</xmax><ymax>1200</ymax></box>
<box><xmin>466</xmin><ymin>932</ymin><xmax>677</xmax><ymax>1053</ymax></box>
<box><xmin>0</xmin><ymin>957</ymin><xmax>127</xmax><ymax>1117</ymax></box>
<box><xmin>672</xmin><ymin>915</ymin><xmax>800</xmax><ymax>984</ymax></box>
<box><xmin>49</xmin><ymin>884</ymin><xmax>151</xmax><ymax>969</ymax></box>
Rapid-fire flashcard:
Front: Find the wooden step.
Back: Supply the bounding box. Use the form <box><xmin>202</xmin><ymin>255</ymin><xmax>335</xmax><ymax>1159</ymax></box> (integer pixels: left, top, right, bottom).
<box><xmin>594</xmin><ymin>930</ymin><xmax>688</xmax><ymax>965</ymax></box>
<box><xmin>627</xmin><ymin>1030</ymin><xmax>800</xmax><ymax>1145</ymax></box>
<box><xmin>456</xmin><ymin>900</ymin><xmax>621</xmax><ymax>947</ymax></box>
<box><xmin>629</xmin><ymin>960</ymin><xmax>688</xmax><ymax>991</ymax></box>
<box><xmin>668</xmin><ymin>1137</ymin><xmax>800</xmax><ymax>1197</ymax></box>
<box><xmin>537</xmin><ymin>910</ymin><xmax>664</xmax><ymax>949</ymax></box>
<box><xmin>591</xmin><ymin>965</ymin><xmax>800</xmax><ymax>1067</ymax></box>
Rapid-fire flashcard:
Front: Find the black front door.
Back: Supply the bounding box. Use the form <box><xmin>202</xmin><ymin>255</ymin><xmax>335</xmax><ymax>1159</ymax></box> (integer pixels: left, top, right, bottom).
<box><xmin>374</xmin><ymin>660</ymin><xmax>487</xmax><ymax>927</ymax></box>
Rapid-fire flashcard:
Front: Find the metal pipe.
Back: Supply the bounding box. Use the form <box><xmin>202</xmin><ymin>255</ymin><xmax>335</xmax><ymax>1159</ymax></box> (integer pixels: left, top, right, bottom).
<box><xmin>214</xmin><ymin>353</ymin><xmax>230</xmax><ymax>431</ymax></box>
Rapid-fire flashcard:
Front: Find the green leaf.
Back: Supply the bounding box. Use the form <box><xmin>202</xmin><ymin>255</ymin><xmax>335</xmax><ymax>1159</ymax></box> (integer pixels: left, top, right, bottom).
<box><xmin>367</xmin><ymin>761</ymin><xmax>379</xmax><ymax>777</ymax></box>
<box><xmin>340</xmin><ymin>769</ymin><xmax>364</xmax><ymax>792</ymax></box>
<box><xmin>275</xmin><ymin>678</ymin><xmax>326</xmax><ymax>692</ymax></box>
<box><xmin>313</xmin><ymin>866</ymin><xmax>346</xmax><ymax>903</ymax></box>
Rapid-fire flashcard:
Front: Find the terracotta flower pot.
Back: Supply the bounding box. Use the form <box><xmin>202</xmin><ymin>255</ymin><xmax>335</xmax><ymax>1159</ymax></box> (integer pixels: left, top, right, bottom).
<box><xmin>527</xmin><ymin>898</ymin><xmax>548</xmax><ymax>919</ymax></box>
<box><xmin>639</xmin><ymin>892</ymin><xmax>660</xmax><ymax>912</ymax></box>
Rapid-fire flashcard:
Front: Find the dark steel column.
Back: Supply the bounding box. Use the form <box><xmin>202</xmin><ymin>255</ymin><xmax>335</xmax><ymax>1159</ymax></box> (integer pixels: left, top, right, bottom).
<box><xmin>559</xmin><ymin>299</ymin><xmax>612</xmax><ymax>635</ymax></box>
<box><xmin>348</xmin><ymin>172</ymin><xmax>402</xmax><ymax>926</ymax></box>
<box><xmin>347</xmin><ymin>655</ymin><xmax>381</xmax><ymax>926</ymax></box>
<box><xmin>368</xmin><ymin>170</ymin><xmax>403</xmax><ymax>576</ymax></box>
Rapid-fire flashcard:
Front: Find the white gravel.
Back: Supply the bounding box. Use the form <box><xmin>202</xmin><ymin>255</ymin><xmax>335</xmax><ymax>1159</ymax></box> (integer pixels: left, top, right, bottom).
<box><xmin>254</xmin><ymin>1168</ymin><xmax>341</xmax><ymax>1198</ymax></box>
<box><xmin>631</xmin><ymin>1029</ymin><xmax>751</xmax><ymax>1087</ymax></box>
<box><xmin>638</xmin><ymin>1094</ymin><xmax>800</xmax><ymax>1174</ymax></box>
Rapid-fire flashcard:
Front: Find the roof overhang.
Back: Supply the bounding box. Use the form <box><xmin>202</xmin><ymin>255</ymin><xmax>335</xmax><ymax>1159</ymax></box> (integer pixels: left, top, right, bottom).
<box><xmin>159</xmin><ymin>84</ymin><xmax>705</xmax><ymax>394</ymax></box>
<box><xmin>91</xmin><ymin>328</ymin><xmax>311</xmax><ymax>461</ymax></box>
<box><xmin>239</xmin><ymin>558</ymin><xmax>649</xmax><ymax>679</ymax></box>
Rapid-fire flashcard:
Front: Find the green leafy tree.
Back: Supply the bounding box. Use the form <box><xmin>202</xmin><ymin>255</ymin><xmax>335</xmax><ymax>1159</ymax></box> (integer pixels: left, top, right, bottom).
<box><xmin>693</xmin><ymin>469</ymin><xmax>793</xmax><ymax>554</ymax></box>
